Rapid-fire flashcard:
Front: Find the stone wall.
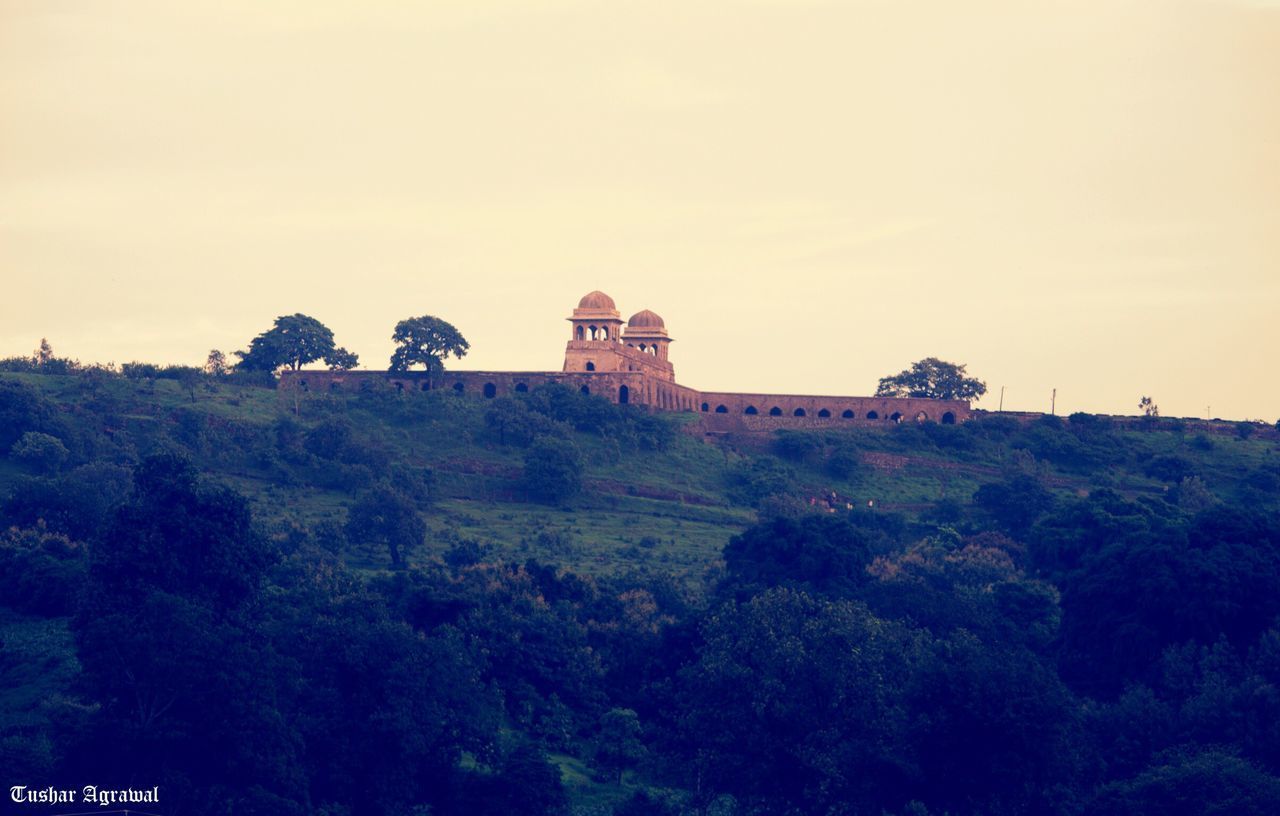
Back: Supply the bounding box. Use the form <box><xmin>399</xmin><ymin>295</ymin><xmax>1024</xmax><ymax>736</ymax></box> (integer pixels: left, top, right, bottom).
<box><xmin>693</xmin><ymin>391</ymin><xmax>969</xmax><ymax>425</ymax></box>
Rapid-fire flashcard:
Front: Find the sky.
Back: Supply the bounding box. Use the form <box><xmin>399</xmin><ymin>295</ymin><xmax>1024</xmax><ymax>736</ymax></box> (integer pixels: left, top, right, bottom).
<box><xmin>1</xmin><ymin>0</ymin><xmax>1277</xmax><ymax>420</ymax></box>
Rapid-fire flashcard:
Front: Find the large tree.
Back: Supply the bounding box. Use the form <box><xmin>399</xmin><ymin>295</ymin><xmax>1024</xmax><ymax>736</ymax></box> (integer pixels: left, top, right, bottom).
<box><xmin>235</xmin><ymin>313</ymin><xmax>357</xmax><ymax>372</ymax></box>
<box><xmin>875</xmin><ymin>357</ymin><xmax>987</xmax><ymax>401</ymax></box>
<box><xmin>388</xmin><ymin>315</ymin><xmax>469</xmax><ymax>381</ymax></box>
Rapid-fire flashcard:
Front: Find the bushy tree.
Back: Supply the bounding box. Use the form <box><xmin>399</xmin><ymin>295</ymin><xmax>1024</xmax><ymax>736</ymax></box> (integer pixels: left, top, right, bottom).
<box><xmin>235</xmin><ymin>313</ymin><xmax>352</xmax><ymax>372</ymax></box>
<box><xmin>522</xmin><ymin>435</ymin><xmax>583</xmax><ymax>504</ymax></box>
<box><xmin>876</xmin><ymin>358</ymin><xmax>987</xmax><ymax>401</ymax></box>
<box><xmin>388</xmin><ymin>315</ymin><xmax>469</xmax><ymax>382</ymax></box>
<box><xmin>345</xmin><ymin>486</ymin><xmax>425</xmax><ymax>567</ymax></box>
<box><xmin>10</xmin><ymin>431</ymin><xmax>69</xmax><ymax>473</ymax></box>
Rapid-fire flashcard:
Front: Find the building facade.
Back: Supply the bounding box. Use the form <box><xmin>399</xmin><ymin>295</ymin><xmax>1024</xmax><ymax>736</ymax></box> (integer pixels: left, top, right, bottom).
<box><xmin>278</xmin><ymin>290</ymin><xmax>972</xmax><ymax>425</ymax></box>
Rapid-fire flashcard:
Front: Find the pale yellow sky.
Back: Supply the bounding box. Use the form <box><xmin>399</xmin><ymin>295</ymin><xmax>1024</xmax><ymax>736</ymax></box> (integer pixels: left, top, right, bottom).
<box><xmin>1</xmin><ymin>0</ymin><xmax>1277</xmax><ymax>419</ymax></box>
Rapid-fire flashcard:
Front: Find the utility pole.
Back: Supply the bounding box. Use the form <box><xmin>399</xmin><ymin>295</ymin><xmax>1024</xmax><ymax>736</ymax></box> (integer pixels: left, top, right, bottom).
<box><xmin>1051</xmin><ymin>388</ymin><xmax>1056</xmax><ymax>416</ymax></box>
<box><xmin>999</xmin><ymin>386</ymin><xmax>1005</xmax><ymax>412</ymax></box>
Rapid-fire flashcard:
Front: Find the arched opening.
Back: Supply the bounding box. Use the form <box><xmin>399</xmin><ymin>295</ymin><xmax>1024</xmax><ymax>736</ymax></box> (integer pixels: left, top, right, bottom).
<box><xmin>701</xmin><ymin>402</ymin><xmax>709</xmax><ymax>412</ymax></box>
<box><xmin>745</xmin><ymin>405</ymin><xmax>758</xmax><ymax>415</ymax></box>
<box><xmin>793</xmin><ymin>408</ymin><xmax>806</xmax><ymax>417</ymax></box>
<box><xmin>841</xmin><ymin>409</ymin><xmax>854</xmax><ymax>418</ymax></box>
<box><xmin>585</xmin><ymin>361</ymin><xmax>596</xmax><ymax>371</ymax></box>
<box><xmin>453</xmin><ymin>382</ymin><xmax>465</xmax><ymax>394</ymax></box>
<box><xmin>639</xmin><ymin>344</ymin><xmax>648</xmax><ymax>353</ymax></box>
<box><xmin>715</xmin><ymin>404</ymin><xmax>728</xmax><ymax>413</ymax></box>
<box><xmin>915</xmin><ymin>411</ymin><xmax>929</xmax><ymax>423</ymax></box>
<box><xmin>580</xmin><ymin>385</ymin><xmax>591</xmax><ymax>396</ymax></box>
<box><xmin>589</xmin><ymin>325</ymin><xmax>598</xmax><ymax>340</ymax></box>
<box><xmin>600</xmin><ymin>327</ymin><xmax>609</xmax><ymax>340</ymax></box>
<box><xmin>818</xmin><ymin>408</ymin><xmax>831</xmax><ymax>418</ymax></box>
<box><xmin>420</xmin><ymin>382</ymin><xmax>430</xmax><ymax>392</ymax></box>
<box><xmin>619</xmin><ymin>385</ymin><xmax>629</xmax><ymax>404</ymax></box>
<box><xmin>576</xmin><ymin>325</ymin><xmax>584</xmax><ymax>340</ymax></box>
<box><xmin>866</xmin><ymin>410</ymin><xmax>879</xmax><ymax>420</ymax></box>
<box><xmin>942</xmin><ymin>411</ymin><xmax>956</xmax><ymax>425</ymax></box>
<box><xmin>483</xmin><ymin>382</ymin><xmax>496</xmax><ymax>399</ymax></box>
<box><xmin>890</xmin><ymin>411</ymin><xmax>903</xmax><ymax>423</ymax></box>
<box><xmin>769</xmin><ymin>407</ymin><xmax>783</xmax><ymax>416</ymax></box>
<box><xmin>514</xmin><ymin>382</ymin><xmax>528</xmax><ymax>393</ymax></box>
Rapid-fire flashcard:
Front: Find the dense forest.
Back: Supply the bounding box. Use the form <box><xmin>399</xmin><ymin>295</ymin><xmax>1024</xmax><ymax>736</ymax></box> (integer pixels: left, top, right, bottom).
<box><xmin>3</xmin><ymin>349</ymin><xmax>1280</xmax><ymax>815</ymax></box>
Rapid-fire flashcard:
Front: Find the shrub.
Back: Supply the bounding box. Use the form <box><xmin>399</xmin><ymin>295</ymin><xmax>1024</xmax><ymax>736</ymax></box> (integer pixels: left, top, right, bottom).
<box><xmin>10</xmin><ymin>431</ymin><xmax>69</xmax><ymax>473</ymax></box>
<box><xmin>522</xmin><ymin>436</ymin><xmax>584</xmax><ymax>505</ymax></box>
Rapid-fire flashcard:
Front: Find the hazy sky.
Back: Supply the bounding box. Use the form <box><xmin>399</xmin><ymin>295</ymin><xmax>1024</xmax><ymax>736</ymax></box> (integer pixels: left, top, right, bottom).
<box><xmin>2</xmin><ymin>0</ymin><xmax>1277</xmax><ymax>419</ymax></box>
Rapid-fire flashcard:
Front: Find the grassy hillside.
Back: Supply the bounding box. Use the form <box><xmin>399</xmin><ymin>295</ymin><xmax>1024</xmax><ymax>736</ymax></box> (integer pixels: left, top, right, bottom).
<box><xmin>3</xmin><ymin>370</ymin><xmax>1276</xmax><ymax>583</ymax></box>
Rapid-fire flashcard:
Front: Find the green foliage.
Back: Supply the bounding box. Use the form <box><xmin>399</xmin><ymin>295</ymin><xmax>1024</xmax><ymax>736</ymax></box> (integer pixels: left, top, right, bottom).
<box><xmin>9</xmin><ymin>431</ymin><xmax>69</xmax><ymax>473</ymax></box>
<box><xmin>0</xmin><ymin>527</ymin><xmax>85</xmax><ymax>615</ymax></box>
<box><xmin>346</xmin><ymin>485</ymin><xmax>426</xmax><ymax>567</ymax></box>
<box><xmin>523</xmin><ymin>435</ymin><xmax>584</xmax><ymax>505</ymax></box>
<box><xmin>388</xmin><ymin>314</ymin><xmax>469</xmax><ymax>378</ymax></box>
<box><xmin>236</xmin><ymin>313</ymin><xmax>350</xmax><ymax>372</ymax></box>
<box><xmin>726</xmin><ymin>456</ymin><xmax>797</xmax><ymax>508</ymax></box>
<box><xmin>592</xmin><ymin>707</ymin><xmax>646</xmax><ymax>783</ymax></box>
<box><xmin>876</xmin><ymin>357</ymin><xmax>987</xmax><ymax>401</ymax></box>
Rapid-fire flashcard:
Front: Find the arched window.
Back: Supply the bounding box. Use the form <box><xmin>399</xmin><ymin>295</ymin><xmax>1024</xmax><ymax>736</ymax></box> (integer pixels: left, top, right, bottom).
<box><xmin>915</xmin><ymin>411</ymin><xmax>928</xmax><ymax>423</ymax></box>
<box><xmin>890</xmin><ymin>411</ymin><xmax>903</xmax><ymax>423</ymax></box>
<box><xmin>585</xmin><ymin>362</ymin><xmax>595</xmax><ymax>371</ymax></box>
<box><xmin>420</xmin><ymin>382</ymin><xmax>430</xmax><ymax>392</ymax></box>
<box><xmin>793</xmin><ymin>408</ymin><xmax>806</xmax><ymax>417</ymax></box>
<box><xmin>453</xmin><ymin>382</ymin><xmax>465</xmax><ymax>394</ymax></box>
<box><xmin>866</xmin><ymin>410</ymin><xmax>879</xmax><ymax>420</ymax></box>
<box><xmin>619</xmin><ymin>385</ymin><xmax>629</xmax><ymax>404</ymax></box>
<box><xmin>744</xmin><ymin>405</ymin><xmax>758</xmax><ymax>415</ymax></box>
<box><xmin>818</xmin><ymin>408</ymin><xmax>831</xmax><ymax>418</ymax></box>
<box><xmin>576</xmin><ymin>325</ymin><xmax>584</xmax><ymax>340</ymax></box>
<box><xmin>769</xmin><ymin>407</ymin><xmax>783</xmax><ymax>416</ymax></box>
<box><xmin>580</xmin><ymin>385</ymin><xmax>591</xmax><ymax>396</ymax></box>
<box><xmin>639</xmin><ymin>344</ymin><xmax>648</xmax><ymax>353</ymax></box>
<box><xmin>483</xmin><ymin>382</ymin><xmax>496</xmax><ymax>398</ymax></box>
<box><xmin>700</xmin><ymin>402</ymin><xmax>709</xmax><ymax>412</ymax></box>
<box><xmin>942</xmin><ymin>411</ymin><xmax>956</xmax><ymax>425</ymax></box>
<box><xmin>600</xmin><ymin>327</ymin><xmax>609</xmax><ymax>340</ymax></box>
<box><xmin>841</xmin><ymin>409</ymin><xmax>854</xmax><ymax>418</ymax></box>
<box><xmin>514</xmin><ymin>382</ymin><xmax>529</xmax><ymax>393</ymax></box>
<box><xmin>715</xmin><ymin>405</ymin><xmax>728</xmax><ymax>413</ymax></box>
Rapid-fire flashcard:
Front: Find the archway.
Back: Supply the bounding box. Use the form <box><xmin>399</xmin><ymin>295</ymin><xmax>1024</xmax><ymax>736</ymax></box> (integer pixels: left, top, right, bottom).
<box><xmin>889</xmin><ymin>411</ymin><xmax>903</xmax><ymax>423</ymax></box>
<box><xmin>483</xmin><ymin>383</ymin><xmax>496</xmax><ymax>398</ymax></box>
<box><xmin>514</xmin><ymin>382</ymin><xmax>528</xmax><ymax>393</ymax></box>
<box><xmin>715</xmin><ymin>405</ymin><xmax>728</xmax><ymax>413</ymax></box>
<box><xmin>942</xmin><ymin>411</ymin><xmax>956</xmax><ymax>425</ymax></box>
<box><xmin>576</xmin><ymin>326</ymin><xmax>584</xmax><ymax>340</ymax></box>
<box><xmin>769</xmin><ymin>407</ymin><xmax>783</xmax><ymax>416</ymax></box>
<box><xmin>701</xmin><ymin>402</ymin><xmax>709</xmax><ymax>412</ymax></box>
<box><xmin>453</xmin><ymin>382</ymin><xmax>465</xmax><ymax>394</ymax></box>
<box><xmin>818</xmin><ymin>408</ymin><xmax>831</xmax><ymax>418</ymax></box>
<box><xmin>866</xmin><ymin>410</ymin><xmax>879</xmax><ymax>420</ymax></box>
<box><xmin>841</xmin><ymin>409</ymin><xmax>854</xmax><ymax>418</ymax></box>
<box><xmin>585</xmin><ymin>361</ymin><xmax>595</xmax><ymax>371</ymax></box>
<box><xmin>420</xmin><ymin>382</ymin><xmax>430</xmax><ymax>392</ymax></box>
<box><xmin>915</xmin><ymin>411</ymin><xmax>928</xmax><ymax>423</ymax></box>
<box><xmin>745</xmin><ymin>405</ymin><xmax>758</xmax><ymax>415</ymax></box>
<box><xmin>580</xmin><ymin>385</ymin><xmax>591</xmax><ymax>396</ymax></box>
<box><xmin>793</xmin><ymin>408</ymin><xmax>806</xmax><ymax>417</ymax></box>
<box><xmin>619</xmin><ymin>385</ymin><xmax>629</xmax><ymax>404</ymax></box>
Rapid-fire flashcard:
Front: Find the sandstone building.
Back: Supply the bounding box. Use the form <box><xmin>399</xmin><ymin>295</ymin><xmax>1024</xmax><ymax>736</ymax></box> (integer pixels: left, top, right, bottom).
<box><xmin>278</xmin><ymin>291</ymin><xmax>972</xmax><ymax>425</ymax></box>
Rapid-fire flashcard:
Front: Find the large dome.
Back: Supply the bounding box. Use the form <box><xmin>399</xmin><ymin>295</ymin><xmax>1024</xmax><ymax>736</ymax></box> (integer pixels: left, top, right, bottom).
<box><xmin>577</xmin><ymin>290</ymin><xmax>616</xmax><ymax>310</ymax></box>
<box><xmin>627</xmin><ymin>309</ymin><xmax>665</xmax><ymax>328</ymax></box>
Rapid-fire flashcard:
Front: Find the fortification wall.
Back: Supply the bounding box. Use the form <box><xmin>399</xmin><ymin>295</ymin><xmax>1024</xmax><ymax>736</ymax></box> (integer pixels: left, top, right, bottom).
<box><xmin>693</xmin><ymin>391</ymin><xmax>969</xmax><ymax>424</ymax></box>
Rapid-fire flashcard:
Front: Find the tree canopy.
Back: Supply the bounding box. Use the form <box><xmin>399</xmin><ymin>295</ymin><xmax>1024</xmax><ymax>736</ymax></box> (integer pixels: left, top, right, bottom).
<box><xmin>235</xmin><ymin>313</ymin><xmax>357</xmax><ymax>372</ymax></box>
<box><xmin>876</xmin><ymin>357</ymin><xmax>987</xmax><ymax>401</ymax></box>
<box><xmin>389</xmin><ymin>315</ymin><xmax>469</xmax><ymax>378</ymax></box>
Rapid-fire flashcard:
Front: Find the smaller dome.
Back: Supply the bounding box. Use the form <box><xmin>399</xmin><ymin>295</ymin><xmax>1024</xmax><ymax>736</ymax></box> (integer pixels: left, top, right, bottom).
<box><xmin>577</xmin><ymin>290</ymin><xmax>616</xmax><ymax>310</ymax></box>
<box><xmin>627</xmin><ymin>309</ymin><xmax>665</xmax><ymax>328</ymax></box>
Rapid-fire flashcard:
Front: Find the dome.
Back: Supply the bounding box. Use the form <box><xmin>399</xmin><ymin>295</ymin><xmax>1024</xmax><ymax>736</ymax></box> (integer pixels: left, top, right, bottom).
<box><xmin>577</xmin><ymin>290</ymin><xmax>616</xmax><ymax>310</ymax></box>
<box><xmin>627</xmin><ymin>309</ymin><xmax>665</xmax><ymax>328</ymax></box>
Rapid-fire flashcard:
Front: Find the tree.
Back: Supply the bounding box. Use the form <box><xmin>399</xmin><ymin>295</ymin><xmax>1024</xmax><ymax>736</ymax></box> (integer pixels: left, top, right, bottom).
<box><xmin>522</xmin><ymin>436</ymin><xmax>583</xmax><ymax>504</ymax></box>
<box><xmin>1139</xmin><ymin>396</ymin><xmax>1159</xmax><ymax>417</ymax></box>
<box><xmin>235</xmin><ymin>313</ymin><xmax>350</xmax><ymax>372</ymax></box>
<box><xmin>346</xmin><ymin>486</ymin><xmax>426</xmax><ymax>567</ymax></box>
<box><xmin>204</xmin><ymin>349</ymin><xmax>230</xmax><ymax>377</ymax></box>
<box><xmin>9</xmin><ymin>431</ymin><xmax>69</xmax><ymax>474</ymax></box>
<box><xmin>325</xmin><ymin>346</ymin><xmax>359</xmax><ymax>370</ymax></box>
<box><xmin>388</xmin><ymin>315</ymin><xmax>469</xmax><ymax>383</ymax></box>
<box><xmin>34</xmin><ymin>338</ymin><xmax>53</xmax><ymax>366</ymax></box>
<box><xmin>876</xmin><ymin>357</ymin><xmax>987</xmax><ymax>401</ymax></box>
<box><xmin>593</xmin><ymin>707</ymin><xmax>646</xmax><ymax>783</ymax></box>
